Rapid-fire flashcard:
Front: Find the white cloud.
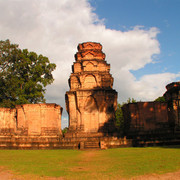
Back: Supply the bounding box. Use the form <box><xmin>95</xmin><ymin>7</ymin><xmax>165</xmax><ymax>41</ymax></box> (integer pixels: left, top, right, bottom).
<box><xmin>0</xmin><ymin>0</ymin><xmax>180</xmax><ymax>128</ymax></box>
<box><xmin>131</xmin><ymin>72</ymin><xmax>180</xmax><ymax>101</ymax></box>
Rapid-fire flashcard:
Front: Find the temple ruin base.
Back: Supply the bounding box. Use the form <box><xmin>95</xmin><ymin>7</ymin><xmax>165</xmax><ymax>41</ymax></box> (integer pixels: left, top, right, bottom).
<box><xmin>0</xmin><ymin>132</ymin><xmax>180</xmax><ymax>150</ymax></box>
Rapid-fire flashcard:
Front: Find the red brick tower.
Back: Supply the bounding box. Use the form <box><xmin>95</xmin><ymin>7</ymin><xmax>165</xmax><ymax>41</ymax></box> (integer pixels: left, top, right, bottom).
<box><xmin>65</xmin><ymin>42</ymin><xmax>117</xmax><ymax>134</ymax></box>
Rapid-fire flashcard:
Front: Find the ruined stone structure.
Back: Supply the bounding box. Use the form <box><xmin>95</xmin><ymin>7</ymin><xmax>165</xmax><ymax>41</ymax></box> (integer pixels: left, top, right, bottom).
<box><xmin>0</xmin><ymin>41</ymin><xmax>179</xmax><ymax>149</ymax></box>
<box><xmin>65</xmin><ymin>42</ymin><xmax>117</xmax><ymax>134</ymax></box>
<box><xmin>164</xmin><ymin>82</ymin><xmax>180</xmax><ymax>131</ymax></box>
<box><xmin>0</xmin><ymin>104</ymin><xmax>62</xmax><ymax>149</ymax></box>
<box><xmin>122</xmin><ymin>82</ymin><xmax>180</xmax><ymax>136</ymax></box>
<box><xmin>122</xmin><ymin>82</ymin><xmax>180</xmax><ymax>146</ymax></box>
<box><xmin>16</xmin><ymin>104</ymin><xmax>62</xmax><ymax>136</ymax></box>
<box><xmin>0</xmin><ymin>104</ymin><xmax>62</xmax><ymax>136</ymax></box>
<box><xmin>122</xmin><ymin>102</ymin><xmax>169</xmax><ymax>135</ymax></box>
<box><xmin>0</xmin><ymin>108</ymin><xmax>16</xmax><ymax>135</ymax></box>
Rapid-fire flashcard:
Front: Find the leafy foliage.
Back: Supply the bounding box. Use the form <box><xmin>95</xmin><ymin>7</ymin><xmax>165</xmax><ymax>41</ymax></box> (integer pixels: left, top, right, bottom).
<box><xmin>154</xmin><ymin>96</ymin><xmax>166</xmax><ymax>102</ymax></box>
<box><xmin>115</xmin><ymin>98</ymin><xmax>136</xmax><ymax>132</ymax></box>
<box><xmin>115</xmin><ymin>103</ymin><xmax>124</xmax><ymax>130</ymax></box>
<box><xmin>126</xmin><ymin>97</ymin><xmax>136</xmax><ymax>103</ymax></box>
<box><xmin>62</xmin><ymin>127</ymin><xmax>68</xmax><ymax>135</ymax></box>
<box><xmin>0</xmin><ymin>39</ymin><xmax>56</xmax><ymax>108</ymax></box>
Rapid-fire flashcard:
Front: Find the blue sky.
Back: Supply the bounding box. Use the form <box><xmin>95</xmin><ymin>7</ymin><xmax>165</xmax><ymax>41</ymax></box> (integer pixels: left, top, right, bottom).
<box><xmin>90</xmin><ymin>0</ymin><xmax>180</xmax><ymax>78</ymax></box>
<box><xmin>0</xmin><ymin>0</ymin><xmax>179</xmax><ymax>128</ymax></box>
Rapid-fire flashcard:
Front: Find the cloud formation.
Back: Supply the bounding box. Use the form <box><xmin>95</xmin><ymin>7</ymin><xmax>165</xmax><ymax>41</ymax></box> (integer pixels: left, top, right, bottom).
<box><xmin>0</xmin><ymin>0</ymin><xmax>179</xmax><ymax>127</ymax></box>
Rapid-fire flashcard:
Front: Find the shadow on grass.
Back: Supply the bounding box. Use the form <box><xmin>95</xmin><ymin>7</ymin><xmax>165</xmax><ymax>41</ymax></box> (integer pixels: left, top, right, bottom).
<box><xmin>156</xmin><ymin>145</ymin><xmax>180</xmax><ymax>149</ymax></box>
<box><xmin>132</xmin><ymin>145</ymin><xmax>180</xmax><ymax>149</ymax></box>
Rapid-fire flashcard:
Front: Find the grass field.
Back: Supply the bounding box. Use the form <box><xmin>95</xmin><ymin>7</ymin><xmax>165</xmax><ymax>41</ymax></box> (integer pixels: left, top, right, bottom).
<box><xmin>0</xmin><ymin>146</ymin><xmax>180</xmax><ymax>179</ymax></box>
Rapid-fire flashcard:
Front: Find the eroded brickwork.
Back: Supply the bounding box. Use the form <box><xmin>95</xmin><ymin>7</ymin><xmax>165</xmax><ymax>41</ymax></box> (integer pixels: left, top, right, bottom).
<box><xmin>122</xmin><ymin>102</ymin><xmax>168</xmax><ymax>134</ymax></box>
<box><xmin>0</xmin><ymin>108</ymin><xmax>16</xmax><ymax>135</ymax></box>
<box><xmin>66</xmin><ymin>42</ymin><xmax>117</xmax><ymax>133</ymax></box>
<box><xmin>122</xmin><ymin>81</ymin><xmax>180</xmax><ymax>137</ymax></box>
<box><xmin>0</xmin><ymin>104</ymin><xmax>62</xmax><ymax>136</ymax></box>
<box><xmin>16</xmin><ymin>104</ymin><xmax>62</xmax><ymax>136</ymax></box>
<box><xmin>164</xmin><ymin>82</ymin><xmax>180</xmax><ymax>130</ymax></box>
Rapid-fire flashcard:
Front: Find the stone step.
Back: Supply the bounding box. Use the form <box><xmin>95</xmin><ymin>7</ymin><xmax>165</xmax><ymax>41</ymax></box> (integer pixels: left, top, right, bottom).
<box><xmin>84</xmin><ymin>141</ymin><xmax>100</xmax><ymax>149</ymax></box>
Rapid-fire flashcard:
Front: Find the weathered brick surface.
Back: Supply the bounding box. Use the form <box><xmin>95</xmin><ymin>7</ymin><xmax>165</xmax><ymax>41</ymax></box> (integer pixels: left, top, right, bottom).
<box><xmin>16</xmin><ymin>104</ymin><xmax>62</xmax><ymax>136</ymax></box>
<box><xmin>122</xmin><ymin>102</ymin><xmax>169</xmax><ymax>134</ymax></box>
<box><xmin>122</xmin><ymin>81</ymin><xmax>180</xmax><ymax>138</ymax></box>
<box><xmin>0</xmin><ymin>108</ymin><xmax>16</xmax><ymax>135</ymax></box>
<box><xmin>0</xmin><ymin>104</ymin><xmax>63</xmax><ymax>149</ymax></box>
<box><xmin>0</xmin><ymin>104</ymin><xmax>62</xmax><ymax>136</ymax></box>
<box><xmin>164</xmin><ymin>82</ymin><xmax>180</xmax><ymax>130</ymax></box>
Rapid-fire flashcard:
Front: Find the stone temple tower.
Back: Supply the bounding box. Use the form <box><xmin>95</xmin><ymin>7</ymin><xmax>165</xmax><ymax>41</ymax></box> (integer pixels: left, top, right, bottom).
<box><xmin>164</xmin><ymin>82</ymin><xmax>180</xmax><ymax>131</ymax></box>
<box><xmin>65</xmin><ymin>42</ymin><xmax>117</xmax><ymax>134</ymax></box>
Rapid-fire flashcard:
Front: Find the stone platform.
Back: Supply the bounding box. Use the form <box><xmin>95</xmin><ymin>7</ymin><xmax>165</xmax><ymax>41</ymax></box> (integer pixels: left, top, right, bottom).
<box><xmin>0</xmin><ymin>134</ymin><xmax>131</xmax><ymax>150</ymax></box>
<box><xmin>0</xmin><ymin>132</ymin><xmax>179</xmax><ymax>149</ymax></box>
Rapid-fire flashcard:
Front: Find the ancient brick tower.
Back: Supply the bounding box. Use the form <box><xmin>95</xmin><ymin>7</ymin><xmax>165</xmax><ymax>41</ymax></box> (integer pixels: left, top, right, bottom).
<box><xmin>65</xmin><ymin>42</ymin><xmax>117</xmax><ymax>133</ymax></box>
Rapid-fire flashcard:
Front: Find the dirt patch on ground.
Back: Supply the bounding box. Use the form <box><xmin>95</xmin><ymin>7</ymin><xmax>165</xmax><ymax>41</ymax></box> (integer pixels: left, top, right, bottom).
<box><xmin>132</xmin><ymin>170</ymin><xmax>180</xmax><ymax>180</ymax></box>
<box><xmin>70</xmin><ymin>150</ymin><xmax>97</xmax><ymax>172</ymax></box>
<box><xmin>1</xmin><ymin>168</ymin><xmax>180</xmax><ymax>180</ymax></box>
<box><xmin>0</xmin><ymin>166</ymin><xmax>64</xmax><ymax>180</ymax></box>
<box><xmin>0</xmin><ymin>163</ymin><xmax>180</xmax><ymax>180</ymax></box>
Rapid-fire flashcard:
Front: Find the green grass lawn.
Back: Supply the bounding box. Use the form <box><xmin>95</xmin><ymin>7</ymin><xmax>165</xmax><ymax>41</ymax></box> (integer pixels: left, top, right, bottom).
<box><xmin>0</xmin><ymin>146</ymin><xmax>179</xmax><ymax>179</ymax></box>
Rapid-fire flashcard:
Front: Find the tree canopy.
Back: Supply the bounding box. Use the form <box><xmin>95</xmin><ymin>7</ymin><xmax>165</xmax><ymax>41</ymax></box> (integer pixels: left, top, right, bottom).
<box><xmin>154</xmin><ymin>96</ymin><xmax>166</xmax><ymax>102</ymax></box>
<box><xmin>0</xmin><ymin>39</ymin><xmax>56</xmax><ymax>108</ymax></box>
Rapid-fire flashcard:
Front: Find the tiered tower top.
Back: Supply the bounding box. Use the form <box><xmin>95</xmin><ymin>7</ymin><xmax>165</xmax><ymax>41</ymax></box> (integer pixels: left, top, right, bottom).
<box><xmin>69</xmin><ymin>42</ymin><xmax>113</xmax><ymax>90</ymax></box>
<box><xmin>75</xmin><ymin>42</ymin><xmax>105</xmax><ymax>61</ymax></box>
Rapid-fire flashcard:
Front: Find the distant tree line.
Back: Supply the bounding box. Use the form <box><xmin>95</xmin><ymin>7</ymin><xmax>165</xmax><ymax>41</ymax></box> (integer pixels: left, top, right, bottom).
<box><xmin>154</xmin><ymin>96</ymin><xmax>166</xmax><ymax>102</ymax></box>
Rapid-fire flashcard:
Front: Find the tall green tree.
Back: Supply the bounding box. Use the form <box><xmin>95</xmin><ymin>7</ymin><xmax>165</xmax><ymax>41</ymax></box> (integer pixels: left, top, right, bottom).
<box><xmin>0</xmin><ymin>39</ymin><xmax>56</xmax><ymax>108</ymax></box>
